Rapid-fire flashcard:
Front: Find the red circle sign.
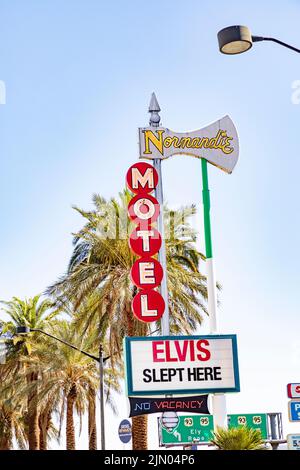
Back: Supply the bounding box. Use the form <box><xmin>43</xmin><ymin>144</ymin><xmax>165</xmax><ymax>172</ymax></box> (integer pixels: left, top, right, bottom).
<box><xmin>126</xmin><ymin>162</ymin><xmax>158</xmax><ymax>194</ymax></box>
<box><xmin>129</xmin><ymin>226</ymin><xmax>162</xmax><ymax>257</ymax></box>
<box><xmin>128</xmin><ymin>194</ymin><xmax>160</xmax><ymax>225</ymax></box>
<box><xmin>132</xmin><ymin>289</ymin><xmax>165</xmax><ymax>323</ymax></box>
<box><xmin>131</xmin><ymin>257</ymin><xmax>163</xmax><ymax>289</ymax></box>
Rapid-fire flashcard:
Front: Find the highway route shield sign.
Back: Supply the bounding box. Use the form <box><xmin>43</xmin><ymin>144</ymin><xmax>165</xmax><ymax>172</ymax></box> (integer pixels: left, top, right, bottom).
<box><xmin>228</xmin><ymin>413</ymin><xmax>268</xmax><ymax>439</ymax></box>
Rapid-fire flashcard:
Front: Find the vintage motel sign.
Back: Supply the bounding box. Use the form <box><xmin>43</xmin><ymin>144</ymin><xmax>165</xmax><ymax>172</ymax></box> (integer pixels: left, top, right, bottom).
<box><xmin>140</xmin><ymin>94</ymin><xmax>240</xmax><ymax>430</ymax></box>
<box><xmin>124</xmin><ymin>334</ymin><xmax>240</xmax><ymax>396</ymax></box>
<box><xmin>288</xmin><ymin>400</ymin><xmax>300</xmax><ymax>422</ymax></box>
<box><xmin>139</xmin><ymin>115</ymin><xmax>239</xmax><ymax>174</ymax></box>
<box><xmin>287</xmin><ymin>383</ymin><xmax>300</xmax><ymax>399</ymax></box>
<box><xmin>126</xmin><ymin>162</ymin><xmax>165</xmax><ymax>323</ymax></box>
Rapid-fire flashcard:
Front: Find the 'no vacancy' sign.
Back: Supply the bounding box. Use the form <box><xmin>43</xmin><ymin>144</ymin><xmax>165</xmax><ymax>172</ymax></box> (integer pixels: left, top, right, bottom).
<box><xmin>124</xmin><ymin>335</ymin><xmax>240</xmax><ymax>396</ymax></box>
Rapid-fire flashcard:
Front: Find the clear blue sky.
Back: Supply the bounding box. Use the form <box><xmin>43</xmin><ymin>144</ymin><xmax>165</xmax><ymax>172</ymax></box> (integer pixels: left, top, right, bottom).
<box><xmin>1</xmin><ymin>0</ymin><xmax>300</xmax><ymax>449</ymax></box>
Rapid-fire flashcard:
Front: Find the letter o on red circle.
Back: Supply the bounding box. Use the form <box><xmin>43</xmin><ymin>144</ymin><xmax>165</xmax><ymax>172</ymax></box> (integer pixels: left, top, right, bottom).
<box><xmin>128</xmin><ymin>194</ymin><xmax>160</xmax><ymax>225</ymax></box>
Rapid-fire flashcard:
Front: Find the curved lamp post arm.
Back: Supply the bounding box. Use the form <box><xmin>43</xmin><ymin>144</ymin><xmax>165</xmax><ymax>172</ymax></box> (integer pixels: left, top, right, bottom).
<box><xmin>17</xmin><ymin>326</ymin><xmax>112</xmax><ymax>450</ymax></box>
<box><xmin>218</xmin><ymin>26</ymin><xmax>300</xmax><ymax>55</ymax></box>
<box><xmin>18</xmin><ymin>324</ymin><xmax>160</xmax><ymax>363</ymax></box>
<box><xmin>253</xmin><ymin>36</ymin><xmax>300</xmax><ymax>53</ymax></box>
<box><xmin>30</xmin><ymin>328</ymin><xmax>100</xmax><ymax>362</ymax></box>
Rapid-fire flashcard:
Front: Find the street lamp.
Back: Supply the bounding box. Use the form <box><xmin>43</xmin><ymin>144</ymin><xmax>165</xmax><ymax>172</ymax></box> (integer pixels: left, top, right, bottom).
<box><xmin>15</xmin><ymin>326</ymin><xmax>109</xmax><ymax>450</ymax></box>
<box><xmin>218</xmin><ymin>25</ymin><xmax>300</xmax><ymax>55</ymax></box>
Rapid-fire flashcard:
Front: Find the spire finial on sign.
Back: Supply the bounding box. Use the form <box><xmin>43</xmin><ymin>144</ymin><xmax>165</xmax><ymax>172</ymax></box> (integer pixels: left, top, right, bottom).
<box><xmin>149</xmin><ymin>92</ymin><xmax>161</xmax><ymax>127</ymax></box>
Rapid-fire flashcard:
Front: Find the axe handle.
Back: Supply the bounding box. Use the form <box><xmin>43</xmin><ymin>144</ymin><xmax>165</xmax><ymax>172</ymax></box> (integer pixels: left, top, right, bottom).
<box><xmin>201</xmin><ymin>159</ymin><xmax>213</xmax><ymax>259</ymax></box>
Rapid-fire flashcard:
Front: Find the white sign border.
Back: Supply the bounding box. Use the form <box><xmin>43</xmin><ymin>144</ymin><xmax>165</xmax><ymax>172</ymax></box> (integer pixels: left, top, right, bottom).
<box><xmin>124</xmin><ymin>334</ymin><xmax>240</xmax><ymax>396</ymax></box>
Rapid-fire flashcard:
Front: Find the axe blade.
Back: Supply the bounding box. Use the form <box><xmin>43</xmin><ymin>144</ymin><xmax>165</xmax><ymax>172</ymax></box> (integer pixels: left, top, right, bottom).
<box><xmin>139</xmin><ymin>115</ymin><xmax>239</xmax><ymax>174</ymax></box>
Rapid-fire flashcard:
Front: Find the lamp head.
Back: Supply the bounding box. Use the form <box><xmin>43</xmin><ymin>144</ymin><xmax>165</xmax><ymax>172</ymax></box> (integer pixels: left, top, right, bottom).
<box><xmin>218</xmin><ymin>25</ymin><xmax>253</xmax><ymax>55</ymax></box>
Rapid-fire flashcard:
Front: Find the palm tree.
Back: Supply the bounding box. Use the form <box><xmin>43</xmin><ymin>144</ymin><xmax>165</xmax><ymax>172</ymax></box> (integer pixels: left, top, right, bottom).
<box><xmin>211</xmin><ymin>427</ymin><xmax>267</xmax><ymax>450</ymax></box>
<box><xmin>1</xmin><ymin>295</ymin><xmax>59</xmax><ymax>449</ymax></box>
<box><xmin>35</xmin><ymin>320</ymin><xmax>121</xmax><ymax>450</ymax></box>
<box><xmin>47</xmin><ymin>190</ymin><xmax>210</xmax><ymax>450</ymax></box>
<box><xmin>38</xmin><ymin>400</ymin><xmax>59</xmax><ymax>450</ymax></box>
<box><xmin>0</xmin><ymin>390</ymin><xmax>27</xmax><ymax>450</ymax></box>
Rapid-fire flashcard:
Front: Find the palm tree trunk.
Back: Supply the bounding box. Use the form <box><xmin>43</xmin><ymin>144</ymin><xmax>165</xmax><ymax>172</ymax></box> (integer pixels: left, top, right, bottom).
<box><xmin>39</xmin><ymin>408</ymin><xmax>52</xmax><ymax>450</ymax></box>
<box><xmin>0</xmin><ymin>438</ymin><xmax>11</xmax><ymax>450</ymax></box>
<box><xmin>27</xmin><ymin>372</ymin><xmax>39</xmax><ymax>450</ymax></box>
<box><xmin>0</xmin><ymin>441</ymin><xmax>10</xmax><ymax>450</ymax></box>
<box><xmin>66</xmin><ymin>385</ymin><xmax>76</xmax><ymax>450</ymax></box>
<box><xmin>88</xmin><ymin>387</ymin><xmax>97</xmax><ymax>450</ymax></box>
<box><xmin>126</xmin><ymin>299</ymin><xmax>148</xmax><ymax>450</ymax></box>
<box><xmin>0</xmin><ymin>415</ymin><xmax>12</xmax><ymax>450</ymax></box>
<box><xmin>38</xmin><ymin>413</ymin><xmax>46</xmax><ymax>450</ymax></box>
<box><xmin>132</xmin><ymin>415</ymin><xmax>148</xmax><ymax>450</ymax></box>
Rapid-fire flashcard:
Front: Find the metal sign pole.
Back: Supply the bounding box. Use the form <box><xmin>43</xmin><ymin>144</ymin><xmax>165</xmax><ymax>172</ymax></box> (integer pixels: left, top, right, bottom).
<box><xmin>148</xmin><ymin>93</ymin><xmax>170</xmax><ymax>336</ymax></box>
<box><xmin>201</xmin><ymin>158</ymin><xmax>227</xmax><ymax>429</ymax></box>
<box><xmin>148</xmin><ymin>93</ymin><xmax>174</xmax><ymax>441</ymax></box>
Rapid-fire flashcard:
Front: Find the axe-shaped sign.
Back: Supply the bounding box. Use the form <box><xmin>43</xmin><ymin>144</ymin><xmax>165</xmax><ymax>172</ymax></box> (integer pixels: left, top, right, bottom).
<box><xmin>139</xmin><ymin>114</ymin><xmax>239</xmax><ymax>174</ymax></box>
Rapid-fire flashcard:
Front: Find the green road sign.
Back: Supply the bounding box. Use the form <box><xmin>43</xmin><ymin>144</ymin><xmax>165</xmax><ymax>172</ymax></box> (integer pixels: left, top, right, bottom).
<box><xmin>228</xmin><ymin>414</ymin><xmax>268</xmax><ymax>439</ymax></box>
<box><xmin>159</xmin><ymin>413</ymin><xmax>268</xmax><ymax>446</ymax></box>
<box><xmin>159</xmin><ymin>415</ymin><xmax>214</xmax><ymax>446</ymax></box>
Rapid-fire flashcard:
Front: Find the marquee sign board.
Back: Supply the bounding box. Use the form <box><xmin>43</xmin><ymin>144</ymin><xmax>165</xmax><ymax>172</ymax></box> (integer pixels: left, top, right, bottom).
<box><xmin>139</xmin><ymin>115</ymin><xmax>239</xmax><ymax>174</ymax></box>
<box><xmin>287</xmin><ymin>383</ymin><xmax>300</xmax><ymax>399</ymax></box>
<box><xmin>128</xmin><ymin>395</ymin><xmax>209</xmax><ymax>418</ymax></box>
<box><xmin>124</xmin><ymin>335</ymin><xmax>240</xmax><ymax>396</ymax></box>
